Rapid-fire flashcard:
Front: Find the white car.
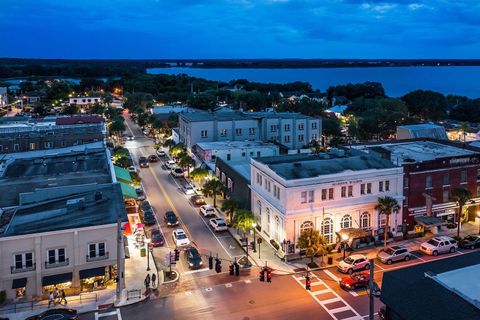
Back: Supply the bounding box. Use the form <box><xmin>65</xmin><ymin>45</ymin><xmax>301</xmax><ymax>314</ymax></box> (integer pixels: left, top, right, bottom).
<box><xmin>209</xmin><ymin>218</ymin><xmax>228</xmax><ymax>232</ymax></box>
<box><xmin>127</xmin><ymin>166</ymin><xmax>137</xmax><ymax>173</ymax></box>
<box><xmin>337</xmin><ymin>254</ymin><xmax>370</xmax><ymax>274</ymax></box>
<box><xmin>172</xmin><ymin>229</ymin><xmax>190</xmax><ymax>247</ymax></box>
<box><xmin>200</xmin><ymin>205</ymin><xmax>216</xmax><ymax>217</ymax></box>
<box><xmin>171</xmin><ymin>167</ymin><xmax>184</xmax><ymax>178</ymax></box>
<box><xmin>165</xmin><ymin>160</ymin><xmax>176</xmax><ymax>169</ymax></box>
<box><xmin>420</xmin><ymin>236</ymin><xmax>457</xmax><ymax>256</ymax></box>
<box><xmin>156</xmin><ymin>149</ymin><xmax>166</xmax><ymax>157</ymax></box>
<box><xmin>183</xmin><ymin>183</ymin><xmax>196</xmax><ymax>195</ymax></box>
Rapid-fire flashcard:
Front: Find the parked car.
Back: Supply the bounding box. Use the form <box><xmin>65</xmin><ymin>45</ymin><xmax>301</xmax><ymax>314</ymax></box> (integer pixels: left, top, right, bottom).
<box><xmin>376</xmin><ymin>245</ymin><xmax>411</xmax><ymax>265</ymax></box>
<box><xmin>183</xmin><ymin>183</ymin><xmax>196</xmax><ymax>195</ymax></box>
<box><xmin>148</xmin><ymin>154</ymin><xmax>159</xmax><ymax>162</ymax></box>
<box><xmin>141</xmin><ymin>200</ymin><xmax>152</xmax><ymax>211</ymax></box>
<box><xmin>135</xmin><ymin>188</ymin><xmax>145</xmax><ymax>200</ymax></box>
<box><xmin>148</xmin><ymin>228</ymin><xmax>165</xmax><ymax>247</ymax></box>
<box><xmin>143</xmin><ymin>209</ymin><xmax>156</xmax><ymax>226</ymax></box>
<box><xmin>209</xmin><ymin>218</ymin><xmax>228</xmax><ymax>232</ymax></box>
<box><xmin>126</xmin><ymin>135</ymin><xmax>134</xmax><ymax>141</ymax></box>
<box><xmin>420</xmin><ymin>236</ymin><xmax>457</xmax><ymax>256</ymax></box>
<box><xmin>459</xmin><ymin>235</ymin><xmax>480</xmax><ymax>249</ymax></box>
<box><xmin>337</xmin><ymin>254</ymin><xmax>370</xmax><ymax>274</ymax></box>
<box><xmin>127</xmin><ymin>166</ymin><xmax>137</xmax><ymax>173</ymax></box>
<box><xmin>172</xmin><ymin>229</ymin><xmax>190</xmax><ymax>247</ymax></box>
<box><xmin>339</xmin><ymin>272</ymin><xmax>370</xmax><ymax>290</ymax></box>
<box><xmin>139</xmin><ymin>156</ymin><xmax>149</xmax><ymax>168</ymax></box>
<box><xmin>200</xmin><ymin>205</ymin><xmax>216</xmax><ymax>217</ymax></box>
<box><xmin>185</xmin><ymin>247</ymin><xmax>203</xmax><ymax>269</ymax></box>
<box><xmin>156</xmin><ymin>149</ymin><xmax>166</xmax><ymax>157</ymax></box>
<box><xmin>165</xmin><ymin>160</ymin><xmax>176</xmax><ymax>169</ymax></box>
<box><xmin>164</xmin><ymin>211</ymin><xmax>179</xmax><ymax>227</ymax></box>
<box><xmin>191</xmin><ymin>195</ymin><xmax>206</xmax><ymax>206</ymax></box>
<box><xmin>26</xmin><ymin>309</ymin><xmax>78</xmax><ymax>320</ymax></box>
<box><xmin>171</xmin><ymin>167</ymin><xmax>184</xmax><ymax>178</ymax></box>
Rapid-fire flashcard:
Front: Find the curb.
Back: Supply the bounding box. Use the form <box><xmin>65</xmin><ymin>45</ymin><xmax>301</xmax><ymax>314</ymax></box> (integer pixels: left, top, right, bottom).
<box><xmin>162</xmin><ymin>270</ymin><xmax>180</xmax><ymax>284</ymax></box>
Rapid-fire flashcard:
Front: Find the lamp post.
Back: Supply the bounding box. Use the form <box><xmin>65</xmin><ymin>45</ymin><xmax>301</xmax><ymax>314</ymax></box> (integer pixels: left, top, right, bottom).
<box><xmin>252</xmin><ymin>222</ymin><xmax>257</xmax><ymax>253</ymax></box>
<box><xmin>145</xmin><ymin>239</ymin><xmax>151</xmax><ymax>271</ymax></box>
<box><xmin>341</xmin><ymin>234</ymin><xmax>349</xmax><ymax>259</ymax></box>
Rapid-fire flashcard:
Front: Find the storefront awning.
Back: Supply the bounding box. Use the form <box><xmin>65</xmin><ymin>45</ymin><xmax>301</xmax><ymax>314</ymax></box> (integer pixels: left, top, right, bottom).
<box><xmin>79</xmin><ymin>267</ymin><xmax>105</xmax><ymax>279</ymax></box>
<box><xmin>42</xmin><ymin>272</ymin><xmax>73</xmax><ymax>286</ymax></box>
<box><xmin>414</xmin><ymin>216</ymin><xmax>446</xmax><ymax>227</ymax></box>
<box><xmin>12</xmin><ymin>278</ymin><xmax>27</xmax><ymax>289</ymax></box>
<box><xmin>120</xmin><ymin>182</ymin><xmax>138</xmax><ymax>199</ymax></box>
<box><xmin>114</xmin><ymin>165</ymin><xmax>133</xmax><ymax>184</ymax></box>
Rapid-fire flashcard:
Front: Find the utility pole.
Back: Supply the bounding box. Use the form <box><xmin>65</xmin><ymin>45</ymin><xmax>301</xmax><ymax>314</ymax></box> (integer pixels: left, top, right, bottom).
<box><xmin>369</xmin><ymin>259</ymin><xmax>374</xmax><ymax>320</ymax></box>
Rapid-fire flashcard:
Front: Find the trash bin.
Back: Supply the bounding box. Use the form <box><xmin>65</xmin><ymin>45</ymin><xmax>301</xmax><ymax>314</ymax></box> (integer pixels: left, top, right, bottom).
<box><xmin>327</xmin><ymin>257</ymin><xmax>333</xmax><ymax>265</ymax></box>
<box><xmin>140</xmin><ymin>248</ymin><xmax>146</xmax><ymax>257</ymax></box>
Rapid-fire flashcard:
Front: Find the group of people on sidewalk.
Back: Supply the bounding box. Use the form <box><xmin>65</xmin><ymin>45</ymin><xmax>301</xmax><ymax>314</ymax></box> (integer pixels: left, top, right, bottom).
<box><xmin>47</xmin><ymin>288</ymin><xmax>67</xmax><ymax>307</ymax></box>
<box><xmin>144</xmin><ymin>273</ymin><xmax>157</xmax><ymax>289</ymax></box>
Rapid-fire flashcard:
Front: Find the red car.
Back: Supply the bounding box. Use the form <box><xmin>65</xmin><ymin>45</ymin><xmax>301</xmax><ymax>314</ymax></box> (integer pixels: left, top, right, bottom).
<box><xmin>148</xmin><ymin>228</ymin><xmax>165</xmax><ymax>247</ymax></box>
<box><xmin>339</xmin><ymin>272</ymin><xmax>370</xmax><ymax>290</ymax></box>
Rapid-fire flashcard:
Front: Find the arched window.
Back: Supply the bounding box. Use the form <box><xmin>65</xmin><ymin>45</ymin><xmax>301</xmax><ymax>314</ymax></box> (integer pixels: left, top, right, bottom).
<box><xmin>322</xmin><ymin>218</ymin><xmax>333</xmax><ymax>244</ymax></box>
<box><xmin>300</xmin><ymin>221</ymin><xmax>313</xmax><ymax>233</ymax></box>
<box><xmin>266</xmin><ymin>208</ymin><xmax>271</xmax><ymax>234</ymax></box>
<box><xmin>275</xmin><ymin>216</ymin><xmax>281</xmax><ymax>243</ymax></box>
<box><xmin>340</xmin><ymin>214</ymin><xmax>352</xmax><ymax>229</ymax></box>
<box><xmin>360</xmin><ymin>212</ymin><xmax>370</xmax><ymax>230</ymax></box>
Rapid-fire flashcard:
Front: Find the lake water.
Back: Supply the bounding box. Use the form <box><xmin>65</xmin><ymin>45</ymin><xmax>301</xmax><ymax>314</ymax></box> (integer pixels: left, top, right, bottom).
<box><xmin>148</xmin><ymin>66</ymin><xmax>480</xmax><ymax>98</ymax></box>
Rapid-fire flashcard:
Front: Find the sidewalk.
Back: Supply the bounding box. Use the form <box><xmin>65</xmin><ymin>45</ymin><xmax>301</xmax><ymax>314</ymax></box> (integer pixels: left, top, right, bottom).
<box><xmin>0</xmin><ymin>235</ymin><xmax>158</xmax><ymax>320</ymax></box>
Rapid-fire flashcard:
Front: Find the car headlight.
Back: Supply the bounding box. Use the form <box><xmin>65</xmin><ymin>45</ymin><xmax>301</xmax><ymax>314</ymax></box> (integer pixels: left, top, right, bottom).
<box><xmin>199</xmin><ymin>261</ymin><xmax>203</xmax><ymax>265</ymax></box>
<box><xmin>189</xmin><ymin>263</ymin><xmax>194</xmax><ymax>266</ymax></box>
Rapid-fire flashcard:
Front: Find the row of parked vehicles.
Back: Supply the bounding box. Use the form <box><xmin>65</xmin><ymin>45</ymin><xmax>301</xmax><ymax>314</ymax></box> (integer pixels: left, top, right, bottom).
<box><xmin>336</xmin><ymin>234</ymin><xmax>480</xmax><ymax>292</ymax></box>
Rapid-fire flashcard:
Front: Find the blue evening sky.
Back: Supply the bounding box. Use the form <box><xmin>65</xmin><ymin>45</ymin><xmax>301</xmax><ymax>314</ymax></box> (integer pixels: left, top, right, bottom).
<box><xmin>1</xmin><ymin>0</ymin><xmax>479</xmax><ymax>59</ymax></box>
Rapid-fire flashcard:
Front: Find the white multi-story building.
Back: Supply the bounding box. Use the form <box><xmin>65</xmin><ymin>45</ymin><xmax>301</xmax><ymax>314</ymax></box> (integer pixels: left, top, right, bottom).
<box><xmin>179</xmin><ymin>110</ymin><xmax>321</xmax><ymax>150</ymax></box>
<box><xmin>69</xmin><ymin>96</ymin><xmax>101</xmax><ymax>107</ymax></box>
<box><xmin>250</xmin><ymin>150</ymin><xmax>404</xmax><ymax>254</ymax></box>
<box><xmin>0</xmin><ymin>87</ymin><xmax>7</xmax><ymax>107</ymax></box>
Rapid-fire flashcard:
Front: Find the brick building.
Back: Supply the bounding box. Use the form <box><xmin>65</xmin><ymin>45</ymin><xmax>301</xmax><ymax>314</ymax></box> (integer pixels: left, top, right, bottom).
<box><xmin>353</xmin><ymin>139</ymin><xmax>480</xmax><ymax>233</ymax></box>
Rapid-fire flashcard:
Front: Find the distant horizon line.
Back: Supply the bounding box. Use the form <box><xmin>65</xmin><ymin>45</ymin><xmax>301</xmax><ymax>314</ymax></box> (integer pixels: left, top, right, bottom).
<box><xmin>2</xmin><ymin>57</ymin><xmax>480</xmax><ymax>61</ymax></box>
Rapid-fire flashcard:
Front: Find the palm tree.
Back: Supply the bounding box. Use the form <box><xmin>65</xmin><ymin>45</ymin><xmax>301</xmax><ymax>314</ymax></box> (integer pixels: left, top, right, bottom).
<box><xmin>450</xmin><ymin>188</ymin><xmax>472</xmax><ymax>238</ymax></box>
<box><xmin>221</xmin><ymin>198</ymin><xmax>241</xmax><ymax>223</ymax></box>
<box><xmin>190</xmin><ymin>168</ymin><xmax>209</xmax><ymax>182</ymax></box>
<box><xmin>202</xmin><ymin>179</ymin><xmax>226</xmax><ymax>207</ymax></box>
<box><xmin>170</xmin><ymin>145</ymin><xmax>184</xmax><ymax>157</ymax></box>
<box><xmin>297</xmin><ymin>229</ymin><xmax>327</xmax><ymax>266</ymax></box>
<box><xmin>231</xmin><ymin>209</ymin><xmax>255</xmax><ymax>240</ymax></box>
<box><xmin>178</xmin><ymin>154</ymin><xmax>196</xmax><ymax>177</ymax></box>
<box><xmin>459</xmin><ymin>122</ymin><xmax>468</xmax><ymax>142</ymax></box>
<box><xmin>375</xmin><ymin>196</ymin><xmax>400</xmax><ymax>249</ymax></box>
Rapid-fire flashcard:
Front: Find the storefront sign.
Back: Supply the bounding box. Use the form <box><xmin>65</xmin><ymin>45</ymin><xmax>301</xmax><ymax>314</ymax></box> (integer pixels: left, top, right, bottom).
<box><xmin>450</xmin><ymin>158</ymin><xmax>471</xmax><ymax>165</ymax></box>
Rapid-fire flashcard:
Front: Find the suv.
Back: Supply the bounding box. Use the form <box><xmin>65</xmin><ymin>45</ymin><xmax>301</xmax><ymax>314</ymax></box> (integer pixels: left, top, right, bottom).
<box><xmin>337</xmin><ymin>254</ymin><xmax>370</xmax><ymax>274</ymax></box>
<box><xmin>377</xmin><ymin>245</ymin><xmax>411</xmax><ymax>265</ymax></box>
<box><xmin>139</xmin><ymin>157</ymin><xmax>149</xmax><ymax>168</ymax></box>
<box><xmin>171</xmin><ymin>167</ymin><xmax>184</xmax><ymax>178</ymax></box>
<box><xmin>200</xmin><ymin>205</ymin><xmax>216</xmax><ymax>217</ymax></box>
<box><xmin>420</xmin><ymin>236</ymin><xmax>457</xmax><ymax>256</ymax></box>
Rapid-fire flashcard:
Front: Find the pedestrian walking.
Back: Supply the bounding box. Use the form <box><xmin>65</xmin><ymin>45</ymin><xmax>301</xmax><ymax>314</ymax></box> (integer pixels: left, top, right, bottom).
<box><xmin>48</xmin><ymin>291</ymin><xmax>54</xmax><ymax>307</ymax></box>
<box><xmin>151</xmin><ymin>273</ymin><xmax>157</xmax><ymax>288</ymax></box>
<box><xmin>60</xmin><ymin>289</ymin><xmax>67</xmax><ymax>305</ymax></box>
<box><xmin>54</xmin><ymin>287</ymin><xmax>60</xmax><ymax>304</ymax></box>
<box><xmin>144</xmin><ymin>275</ymin><xmax>150</xmax><ymax>288</ymax></box>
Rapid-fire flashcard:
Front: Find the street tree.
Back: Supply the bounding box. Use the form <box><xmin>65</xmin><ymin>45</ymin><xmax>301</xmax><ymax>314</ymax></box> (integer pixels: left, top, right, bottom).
<box><xmin>190</xmin><ymin>168</ymin><xmax>209</xmax><ymax>182</ymax></box>
<box><xmin>375</xmin><ymin>196</ymin><xmax>400</xmax><ymax>248</ymax></box>
<box><xmin>170</xmin><ymin>144</ymin><xmax>184</xmax><ymax>157</ymax></box>
<box><xmin>178</xmin><ymin>154</ymin><xmax>196</xmax><ymax>177</ymax></box>
<box><xmin>221</xmin><ymin>198</ymin><xmax>241</xmax><ymax>223</ymax></box>
<box><xmin>297</xmin><ymin>229</ymin><xmax>327</xmax><ymax>266</ymax></box>
<box><xmin>450</xmin><ymin>188</ymin><xmax>472</xmax><ymax>238</ymax></box>
<box><xmin>109</xmin><ymin>117</ymin><xmax>126</xmax><ymax>139</ymax></box>
<box><xmin>231</xmin><ymin>209</ymin><xmax>255</xmax><ymax>241</ymax></box>
<box><xmin>202</xmin><ymin>179</ymin><xmax>226</xmax><ymax>207</ymax></box>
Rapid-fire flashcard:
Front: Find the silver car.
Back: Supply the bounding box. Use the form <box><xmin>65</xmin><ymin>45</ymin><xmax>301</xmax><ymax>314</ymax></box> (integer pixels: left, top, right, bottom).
<box><xmin>377</xmin><ymin>246</ymin><xmax>411</xmax><ymax>265</ymax></box>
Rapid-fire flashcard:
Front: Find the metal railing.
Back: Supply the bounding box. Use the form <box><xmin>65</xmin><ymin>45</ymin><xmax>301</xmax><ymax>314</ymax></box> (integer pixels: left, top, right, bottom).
<box><xmin>45</xmin><ymin>258</ymin><xmax>69</xmax><ymax>269</ymax></box>
<box><xmin>86</xmin><ymin>252</ymin><xmax>109</xmax><ymax>262</ymax></box>
<box><xmin>10</xmin><ymin>263</ymin><xmax>36</xmax><ymax>274</ymax></box>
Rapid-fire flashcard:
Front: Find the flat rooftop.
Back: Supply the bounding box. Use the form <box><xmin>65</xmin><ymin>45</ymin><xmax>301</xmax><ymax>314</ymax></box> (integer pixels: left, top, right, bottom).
<box><xmin>0</xmin><ymin>142</ymin><xmax>112</xmax><ymax>207</ymax></box>
<box><xmin>436</xmin><ymin>264</ymin><xmax>480</xmax><ymax>308</ymax></box>
<box><xmin>195</xmin><ymin>141</ymin><xmax>278</xmax><ymax>150</ymax></box>
<box><xmin>181</xmin><ymin>110</ymin><xmax>314</xmax><ymax>122</ymax></box>
<box><xmin>353</xmin><ymin>141</ymin><xmax>476</xmax><ymax>165</ymax></box>
<box><xmin>255</xmin><ymin>151</ymin><xmax>396</xmax><ymax>180</ymax></box>
<box><xmin>0</xmin><ymin>183</ymin><xmax>127</xmax><ymax>237</ymax></box>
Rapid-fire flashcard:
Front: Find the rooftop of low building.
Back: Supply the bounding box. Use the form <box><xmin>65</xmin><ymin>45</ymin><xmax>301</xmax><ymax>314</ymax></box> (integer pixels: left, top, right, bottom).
<box><xmin>180</xmin><ymin>110</ymin><xmax>316</xmax><ymax>122</ymax></box>
<box><xmin>351</xmin><ymin>140</ymin><xmax>479</xmax><ymax>165</ymax></box>
<box><xmin>195</xmin><ymin>140</ymin><xmax>279</xmax><ymax>151</ymax></box>
<box><xmin>253</xmin><ymin>149</ymin><xmax>397</xmax><ymax>180</ymax></box>
<box><xmin>0</xmin><ymin>142</ymin><xmax>112</xmax><ymax>207</ymax></box>
<box><xmin>0</xmin><ymin>183</ymin><xmax>127</xmax><ymax>238</ymax></box>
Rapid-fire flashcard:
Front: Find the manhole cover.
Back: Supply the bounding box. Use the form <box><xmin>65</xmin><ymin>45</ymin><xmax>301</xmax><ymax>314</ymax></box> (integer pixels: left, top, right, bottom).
<box><xmin>249</xmin><ymin>300</ymin><xmax>255</xmax><ymax>304</ymax></box>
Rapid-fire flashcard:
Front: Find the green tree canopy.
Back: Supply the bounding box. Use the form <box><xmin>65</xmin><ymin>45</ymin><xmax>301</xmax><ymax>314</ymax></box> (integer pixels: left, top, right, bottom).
<box><xmin>202</xmin><ymin>179</ymin><xmax>226</xmax><ymax>207</ymax></box>
<box><xmin>450</xmin><ymin>188</ymin><xmax>472</xmax><ymax>238</ymax></box>
<box><xmin>221</xmin><ymin>198</ymin><xmax>241</xmax><ymax>223</ymax></box>
<box><xmin>375</xmin><ymin>196</ymin><xmax>400</xmax><ymax>248</ymax></box>
<box><xmin>231</xmin><ymin>209</ymin><xmax>255</xmax><ymax>236</ymax></box>
<box><xmin>297</xmin><ymin>229</ymin><xmax>327</xmax><ymax>264</ymax></box>
<box><xmin>402</xmin><ymin>89</ymin><xmax>447</xmax><ymax>120</ymax></box>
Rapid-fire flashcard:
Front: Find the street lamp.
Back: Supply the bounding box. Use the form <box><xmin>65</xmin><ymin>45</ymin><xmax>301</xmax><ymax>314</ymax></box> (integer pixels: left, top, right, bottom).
<box><xmin>252</xmin><ymin>222</ymin><xmax>257</xmax><ymax>253</ymax></box>
<box><xmin>145</xmin><ymin>238</ymin><xmax>151</xmax><ymax>271</ymax></box>
<box><xmin>341</xmin><ymin>234</ymin><xmax>349</xmax><ymax>259</ymax></box>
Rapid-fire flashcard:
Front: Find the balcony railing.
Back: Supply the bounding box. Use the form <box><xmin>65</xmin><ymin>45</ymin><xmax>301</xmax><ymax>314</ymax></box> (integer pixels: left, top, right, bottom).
<box><xmin>45</xmin><ymin>258</ymin><xmax>69</xmax><ymax>269</ymax></box>
<box><xmin>86</xmin><ymin>252</ymin><xmax>109</xmax><ymax>262</ymax></box>
<box><xmin>11</xmin><ymin>263</ymin><xmax>36</xmax><ymax>274</ymax></box>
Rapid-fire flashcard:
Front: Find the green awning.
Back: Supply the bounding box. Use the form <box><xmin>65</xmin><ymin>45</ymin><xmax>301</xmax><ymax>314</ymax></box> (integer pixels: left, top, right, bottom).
<box><xmin>120</xmin><ymin>182</ymin><xmax>138</xmax><ymax>199</ymax></box>
<box><xmin>114</xmin><ymin>165</ymin><xmax>133</xmax><ymax>184</ymax></box>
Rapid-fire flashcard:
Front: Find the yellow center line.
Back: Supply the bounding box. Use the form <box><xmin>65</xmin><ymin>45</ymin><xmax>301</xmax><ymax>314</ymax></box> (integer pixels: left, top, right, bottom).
<box><xmin>124</xmin><ymin>117</ymin><xmax>194</xmax><ymax>243</ymax></box>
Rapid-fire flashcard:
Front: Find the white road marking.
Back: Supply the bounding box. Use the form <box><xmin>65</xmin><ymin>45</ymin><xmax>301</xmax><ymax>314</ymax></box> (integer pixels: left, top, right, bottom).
<box><xmin>374</xmin><ymin>263</ymin><xmax>385</xmax><ymax>271</ymax></box>
<box><xmin>205</xmin><ymin>287</ymin><xmax>213</xmax><ymax>292</ymax></box>
<box><xmin>244</xmin><ymin>279</ymin><xmax>252</xmax><ymax>284</ymax></box>
<box><xmin>116</xmin><ymin>308</ymin><xmax>123</xmax><ymax>320</ymax></box>
<box><xmin>361</xmin><ymin>313</ymin><xmax>378</xmax><ymax>318</ymax></box>
<box><xmin>292</xmin><ymin>273</ymin><xmax>363</xmax><ymax>320</ymax></box>
<box><xmin>323</xmin><ymin>269</ymin><xmax>340</xmax><ymax>282</ymax></box>
<box><xmin>225</xmin><ymin>283</ymin><xmax>233</xmax><ymax>288</ymax></box>
<box><xmin>410</xmin><ymin>252</ymin><xmax>426</xmax><ymax>262</ymax></box>
<box><xmin>183</xmin><ymin>268</ymin><xmax>210</xmax><ymax>275</ymax></box>
<box><xmin>96</xmin><ymin>309</ymin><xmax>122</xmax><ymax>320</ymax></box>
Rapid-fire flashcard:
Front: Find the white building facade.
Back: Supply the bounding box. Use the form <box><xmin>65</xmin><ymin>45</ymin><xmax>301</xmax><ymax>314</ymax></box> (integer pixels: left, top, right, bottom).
<box><xmin>250</xmin><ymin>153</ymin><xmax>404</xmax><ymax>253</ymax></box>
